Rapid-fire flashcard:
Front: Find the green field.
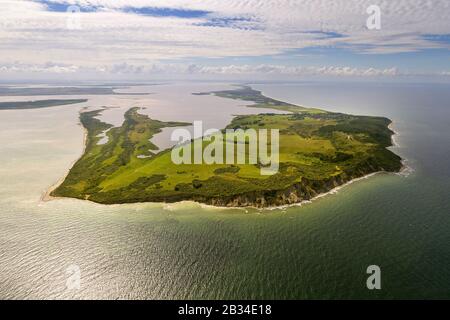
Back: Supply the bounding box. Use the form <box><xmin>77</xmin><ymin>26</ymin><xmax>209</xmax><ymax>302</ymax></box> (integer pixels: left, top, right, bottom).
<box><xmin>52</xmin><ymin>86</ymin><xmax>402</xmax><ymax>207</ymax></box>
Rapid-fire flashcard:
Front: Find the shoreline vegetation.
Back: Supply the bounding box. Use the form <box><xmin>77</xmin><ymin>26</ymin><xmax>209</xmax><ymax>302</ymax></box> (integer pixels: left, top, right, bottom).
<box><xmin>49</xmin><ymin>86</ymin><xmax>403</xmax><ymax>208</ymax></box>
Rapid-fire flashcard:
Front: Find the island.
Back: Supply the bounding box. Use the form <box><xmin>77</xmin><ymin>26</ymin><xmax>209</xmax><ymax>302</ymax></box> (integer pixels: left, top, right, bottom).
<box><xmin>0</xmin><ymin>86</ymin><xmax>149</xmax><ymax>96</ymax></box>
<box><xmin>51</xmin><ymin>86</ymin><xmax>402</xmax><ymax>208</ymax></box>
<box><xmin>0</xmin><ymin>99</ymin><xmax>87</xmax><ymax>110</ymax></box>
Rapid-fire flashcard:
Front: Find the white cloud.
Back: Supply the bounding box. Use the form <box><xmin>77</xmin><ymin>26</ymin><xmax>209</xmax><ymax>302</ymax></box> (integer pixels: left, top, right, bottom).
<box><xmin>188</xmin><ymin>64</ymin><xmax>400</xmax><ymax>77</ymax></box>
<box><xmin>0</xmin><ymin>61</ymin><xmax>435</xmax><ymax>79</ymax></box>
<box><xmin>0</xmin><ymin>62</ymin><xmax>79</xmax><ymax>73</ymax></box>
<box><xmin>0</xmin><ymin>0</ymin><xmax>449</xmax><ymax>78</ymax></box>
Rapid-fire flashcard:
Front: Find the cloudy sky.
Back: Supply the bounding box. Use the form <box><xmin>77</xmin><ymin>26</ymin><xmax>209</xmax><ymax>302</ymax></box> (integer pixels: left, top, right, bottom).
<box><xmin>1</xmin><ymin>0</ymin><xmax>450</xmax><ymax>81</ymax></box>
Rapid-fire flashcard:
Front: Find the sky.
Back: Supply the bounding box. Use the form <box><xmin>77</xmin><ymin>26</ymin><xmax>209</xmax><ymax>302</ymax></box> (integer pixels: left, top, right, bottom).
<box><xmin>0</xmin><ymin>0</ymin><xmax>450</xmax><ymax>82</ymax></box>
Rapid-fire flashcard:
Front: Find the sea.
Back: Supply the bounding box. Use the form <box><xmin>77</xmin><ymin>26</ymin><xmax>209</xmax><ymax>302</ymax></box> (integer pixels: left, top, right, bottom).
<box><xmin>0</xmin><ymin>81</ymin><xmax>449</xmax><ymax>299</ymax></box>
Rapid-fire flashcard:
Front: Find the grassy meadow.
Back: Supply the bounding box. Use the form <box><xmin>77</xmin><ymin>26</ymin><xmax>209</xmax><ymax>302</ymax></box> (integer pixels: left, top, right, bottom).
<box><xmin>52</xmin><ymin>87</ymin><xmax>402</xmax><ymax>207</ymax></box>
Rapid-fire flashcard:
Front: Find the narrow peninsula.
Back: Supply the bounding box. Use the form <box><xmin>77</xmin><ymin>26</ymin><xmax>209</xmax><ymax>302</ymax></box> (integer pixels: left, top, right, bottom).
<box><xmin>0</xmin><ymin>99</ymin><xmax>87</xmax><ymax>110</ymax></box>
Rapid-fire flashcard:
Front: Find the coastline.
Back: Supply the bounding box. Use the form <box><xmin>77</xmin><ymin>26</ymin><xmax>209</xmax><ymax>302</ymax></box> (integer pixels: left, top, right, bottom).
<box><xmin>257</xmin><ymin>171</ymin><xmax>382</xmax><ymax>211</ymax></box>
<box><xmin>40</xmin><ymin>169</ymin><xmax>392</xmax><ymax>212</ymax></box>
<box><xmin>388</xmin><ymin>122</ymin><xmax>413</xmax><ymax>177</ymax></box>
<box><xmin>42</xmin><ymin>97</ymin><xmax>406</xmax><ymax>210</ymax></box>
<box><xmin>388</xmin><ymin>122</ymin><xmax>400</xmax><ymax>147</ymax></box>
<box><xmin>41</xmin><ymin>114</ymin><xmax>89</xmax><ymax>202</ymax></box>
<box><xmin>231</xmin><ymin>121</ymin><xmax>409</xmax><ymax>211</ymax></box>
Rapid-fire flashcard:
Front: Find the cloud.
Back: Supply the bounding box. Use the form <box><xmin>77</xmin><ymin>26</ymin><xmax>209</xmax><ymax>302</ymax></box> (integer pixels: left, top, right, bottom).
<box><xmin>0</xmin><ymin>0</ymin><xmax>449</xmax><ymax>79</ymax></box>
<box><xmin>4</xmin><ymin>61</ymin><xmax>450</xmax><ymax>83</ymax></box>
<box><xmin>0</xmin><ymin>62</ymin><xmax>79</xmax><ymax>73</ymax></box>
<box><xmin>0</xmin><ymin>61</ymin><xmax>425</xmax><ymax>78</ymax></box>
<box><xmin>184</xmin><ymin>64</ymin><xmax>400</xmax><ymax>77</ymax></box>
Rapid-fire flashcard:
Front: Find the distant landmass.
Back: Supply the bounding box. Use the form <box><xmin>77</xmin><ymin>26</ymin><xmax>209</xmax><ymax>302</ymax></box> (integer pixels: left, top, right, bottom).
<box><xmin>0</xmin><ymin>86</ymin><xmax>150</xmax><ymax>96</ymax></box>
<box><xmin>51</xmin><ymin>86</ymin><xmax>402</xmax><ymax>208</ymax></box>
<box><xmin>0</xmin><ymin>99</ymin><xmax>88</xmax><ymax>110</ymax></box>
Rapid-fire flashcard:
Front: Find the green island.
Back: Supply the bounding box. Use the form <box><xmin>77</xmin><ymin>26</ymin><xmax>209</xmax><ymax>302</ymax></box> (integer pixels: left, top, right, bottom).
<box><xmin>0</xmin><ymin>99</ymin><xmax>87</xmax><ymax>110</ymax></box>
<box><xmin>52</xmin><ymin>86</ymin><xmax>402</xmax><ymax>208</ymax></box>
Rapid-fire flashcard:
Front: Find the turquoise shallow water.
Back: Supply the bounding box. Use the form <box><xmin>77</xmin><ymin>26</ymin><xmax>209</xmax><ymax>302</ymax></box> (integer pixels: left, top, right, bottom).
<box><xmin>0</xmin><ymin>82</ymin><xmax>449</xmax><ymax>299</ymax></box>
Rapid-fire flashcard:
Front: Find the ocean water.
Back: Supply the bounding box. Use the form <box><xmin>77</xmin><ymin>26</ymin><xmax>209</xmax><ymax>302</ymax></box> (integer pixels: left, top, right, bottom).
<box><xmin>0</xmin><ymin>82</ymin><xmax>449</xmax><ymax>299</ymax></box>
